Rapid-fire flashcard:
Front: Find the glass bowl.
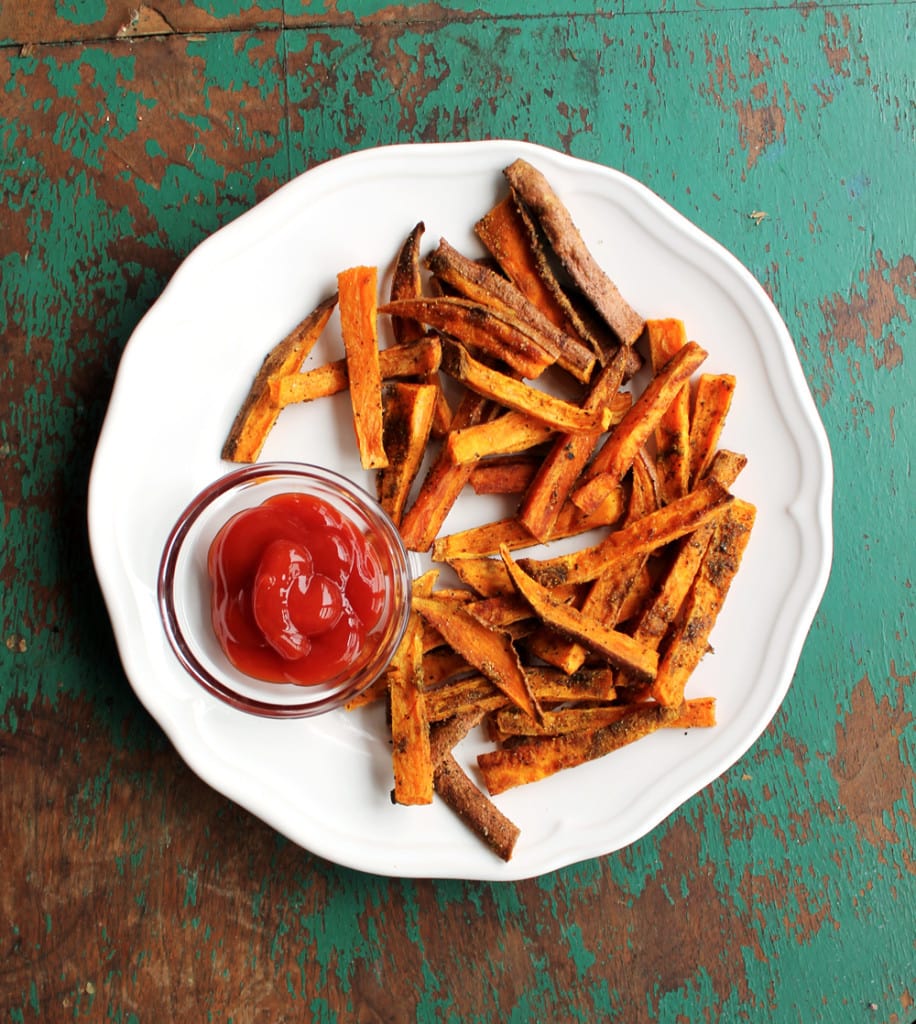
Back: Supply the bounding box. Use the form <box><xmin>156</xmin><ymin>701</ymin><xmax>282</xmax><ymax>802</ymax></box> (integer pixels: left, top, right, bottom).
<box><xmin>158</xmin><ymin>462</ymin><xmax>413</xmax><ymax>717</ymax></box>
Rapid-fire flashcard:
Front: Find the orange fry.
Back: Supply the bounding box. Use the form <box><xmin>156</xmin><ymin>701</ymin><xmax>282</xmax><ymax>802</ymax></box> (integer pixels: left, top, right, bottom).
<box><xmin>412</xmin><ymin>595</ymin><xmax>541</xmax><ymax>723</ymax></box>
<box><xmin>377</xmin><ymin>382</ymin><xmax>438</xmax><ymax>526</ymax></box>
<box><xmin>398</xmin><ymin>389</ymin><xmax>496</xmax><ymax>552</ymax></box>
<box><xmin>389</xmin><ymin>221</ymin><xmax>426</xmax><ymax>344</ymax></box>
<box><xmin>445</xmin><ymin>409</ymin><xmax>556</xmax><ymax>465</ymax></box>
<box><xmin>573</xmin><ymin>341</ymin><xmax>708</xmax><ymax>514</ymax></box>
<box><xmin>338</xmin><ymin>265</ymin><xmax>388</xmax><ymax>469</ymax></box>
<box><xmin>478</xmin><ymin>703</ymin><xmax>677</xmax><ymax>795</ymax></box>
<box><xmin>380</xmin><ymin>296</ymin><xmax>556</xmax><ymax>379</ymax></box>
<box><xmin>270</xmin><ymin>335</ymin><xmax>441</xmax><ymax>408</ymax></box>
<box><xmin>651</xmin><ymin>499</ymin><xmax>756</xmax><ymax>707</ymax></box>
<box><xmin>519</xmin><ymin>480</ymin><xmax>734</xmax><ymax>587</ymax></box>
<box><xmin>441</xmin><ymin>343</ymin><xmax>614</xmax><ymax>434</ymax></box>
<box><xmin>500</xmin><ymin>547</ymin><xmax>659</xmax><ymax>682</ymax></box>
<box><xmin>688</xmin><ymin>373</ymin><xmax>736</xmax><ymax>487</ymax></box>
<box><xmin>518</xmin><ymin>345</ymin><xmax>631</xmax><ymax>542</ymax></box>
<box><xmin>647</xmin><ymin>318</ymin><xmax>691</xmax><ymax>504</ymax></box>
<box><xmin>221</xmin><ymin>293</ymin><xmax>337</xmax><ymax>462</ymax></box>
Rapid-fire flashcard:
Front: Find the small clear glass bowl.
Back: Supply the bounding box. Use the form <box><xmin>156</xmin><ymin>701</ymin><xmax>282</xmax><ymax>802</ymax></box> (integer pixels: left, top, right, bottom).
<box><xmin>158</xmin><ymin>462</ymin><xmax>413</xmax><ymax>718</ymax></box>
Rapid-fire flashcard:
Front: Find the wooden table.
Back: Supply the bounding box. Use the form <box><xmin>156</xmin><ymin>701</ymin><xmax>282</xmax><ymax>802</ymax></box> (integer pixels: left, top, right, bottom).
<box><xmin>2</xmin><ymin>3</ymin><xmax>913</xmax><ymax>1020</ymax></box>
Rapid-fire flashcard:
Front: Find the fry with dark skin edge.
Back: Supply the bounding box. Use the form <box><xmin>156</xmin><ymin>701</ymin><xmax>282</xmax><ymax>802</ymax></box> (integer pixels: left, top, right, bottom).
<box><xmin>377</xmin><ymin>382</ymin><xmax>438</xmax><ymax>526</ymax></box>
<box><xmin>519</xmin><ymin>480</ymin><xmax>734</xmax><ymax>587</ymax></box>
<box><xmin>500</xmin><ymin>546</ymin><xmax>659</xmax><ymax>682</ymax></box>
<box><xmin>398</xmin><ymin>389</ymin><xmax>496</xmax><ymax>552</ymax></box>
<box><xmin>518</xmin><ymin>345</ymin><xmax>631</xmax><ymax>543</ymax></box>
<box><xmin>380</xmin><ymin>296</ymin><xmax>556</xmax><ymax>379</ymax></box>
<box><xmin>221</xmin><ymin>293</ymin><xmax>338</xmax><ymax>462</ymax></box>
<box><xmin>626</xmin><ymin>449</ymin><xmax>747</xmax><ymax>659</ymax></box>
<box><xmin>441</xmin><ymin>342</ymin><xmax>614</xmax><ymax>434</ymax></box>
<box><xmin>494</xmin><ymin>698</ymin><xmax>717</xmax><ymax>736</ymax></box>
<box><xmin>475</xmin><ymin>195</ymin><xmax>581</xmax><ymax>337</ymax></box>
<box><xmin>389</xmin><ymin>627</ymin><xmax>433</xmax><ymax>805</ymax></box>
<box><xmin>688</xmin><ymin>373</ymin><xmax>736</xmax><ymax>487</ymax></box>
<box><xmin>647</xmin><ymin>318</ymin><xmax>691</xmax><ymax>504</ymax></box>
<box><xmin>504</xmin><ymin>158</ymin><xmax>646</xmax><ymax>346</ymax></box>
<box><xmin>387</xmin><ymin>570</ymin><xmax>438</xmax><ymax>805</ymax></box>
<box><xmin>338</xmin><ymin>265</ymin><xmax>388</xmax><ymax>470</ymax></box>
<box><xmin>412</xmin><ymin>595</ymin><xmax>542</xmax><ymax>722</ymax></box>
<box><xmin>389</xmin><ymin>221</ymin><xmax>426</xmax><ymax>344</ymax></box>
<box><xmin>388</xmin><ymin>222</ymin><xmax>454</xmax><ymax>436</ymax></box>
<box><xmin>572</xmin><ymin>341</ymin><xmax>709</xmax><ymax>514</ymax></box>
<box><xmin>434</xmin><ymin>753</ymin><xmax>520</xmax><ymax>861</ymax></box>
<box><xmin>507</xmin><ymin>186</ymin><xmax>622</xmax><ymax>359</ymax></box>
<box><xmin>478</xmin><ymin>702</ymin><xmax>678</xmax><ymax>795</ymax></box>
<box><xmin>530</xmin><ymin>450</ymin><xmax>659</xmax><ymax>675</ymax></box>
<box><xmin>426</xmin><ymin>237</ymin><xmax>596</xmax><ymax>381</ymax></box>
<box><xmin>651</xmin><ymin>499</ymin><xmax>756</xmax><ymax>707</ymax></box>
<box><xmin>269</xmin><ymin>335</ymin><xmax>442</xmax><ymax>408</ymax></box>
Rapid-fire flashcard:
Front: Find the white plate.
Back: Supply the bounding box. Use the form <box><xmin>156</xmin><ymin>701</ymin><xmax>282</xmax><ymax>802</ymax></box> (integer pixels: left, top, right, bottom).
<box><xmin>88</xmin><ymin>141</ymin><xmax>832</xmax><ymax>880</ymax></box>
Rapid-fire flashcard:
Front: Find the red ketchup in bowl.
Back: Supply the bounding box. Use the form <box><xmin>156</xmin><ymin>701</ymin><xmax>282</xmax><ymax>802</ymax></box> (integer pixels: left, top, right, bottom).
<box><xmin>207</xmin><ymin>493</ymin><xmax>386</xmax><ymax>686</ymax></box>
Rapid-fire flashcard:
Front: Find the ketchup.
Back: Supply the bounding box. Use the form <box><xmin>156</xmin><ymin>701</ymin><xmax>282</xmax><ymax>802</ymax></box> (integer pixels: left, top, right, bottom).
<box><xmin>207</xmin><ymin>493</ymin><xmax>387</xmax><ymax>686</ymax></box>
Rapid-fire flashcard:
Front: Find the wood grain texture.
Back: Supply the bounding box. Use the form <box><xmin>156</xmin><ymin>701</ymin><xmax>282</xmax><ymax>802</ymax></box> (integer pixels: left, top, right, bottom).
<box><xmin>1</xmin><ymin>4</ymin><xmax>913</xmax><ymax>1021</ymax></box>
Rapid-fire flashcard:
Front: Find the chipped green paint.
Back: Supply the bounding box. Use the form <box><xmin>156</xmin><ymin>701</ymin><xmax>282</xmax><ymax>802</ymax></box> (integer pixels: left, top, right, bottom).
<box><xmin>1</xmin><ymin>4</ymin><xmax>914</xmax><ymax>1022</ymax></box>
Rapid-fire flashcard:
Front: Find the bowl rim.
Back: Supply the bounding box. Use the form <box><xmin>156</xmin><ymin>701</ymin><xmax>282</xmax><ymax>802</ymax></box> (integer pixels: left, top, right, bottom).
<box><xmin>156</xmin><ymin>461</ymin><xmax>412</xmax><ymax>718</ymax></box>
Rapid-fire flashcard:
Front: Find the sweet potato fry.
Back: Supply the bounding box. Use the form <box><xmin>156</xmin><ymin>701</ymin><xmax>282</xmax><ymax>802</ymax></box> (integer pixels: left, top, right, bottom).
<box><xmin>494</xmin><ymin>704</ymin><xmax>637</xmax><ymax>737</ymax></box>
<box><xmin>504</xmin><ymin>158</ymin><xmax>645</xmax><ymax>346</ymax></box>
<box><xmin>670</xmin><ymin>696</ymin><xmax>717</xmax><ymax>729</ymax></box>
<box><xmin>380</xmin><ymin>296</ymin><xmax>556</xmax><ymax>379</ymax></box>
<box><xmin>421</xmin><ymin>646</ymin><xmax>474</xmax><ymax>690</ymax></box>
<box><xmin>426</xmin><ymin>237</ymin><xmax>596</xmax><ymax>381</ymax></box>
<box><xmin>398</xmin><ymin>389</ymin><xmax>496</xmax><ymax>552</ymax></box>
<box><xmin>573</xmin><ymin>341</ymin><xmax>709</xmax><ymax>514</ymax></box>
<box><xmin>500</xmin><ymin>547</ymin><xmax>659</xmax><ymax>682</ymax></box>
<box><xmin>702</xmin><ymin>448</ymin><xmax>747</xmax><ymax>487</ymax></box>
<box><xmin>446</xmin><ymin>555</ymin><xmax>515</xmax><ymax>598</ymax></box>
<box><xmin>506</xmin><ymin>186</ymin><xmax>622</xmax><ymax>359</ymax></box>
<box><xmin>533</xmin><ymin>451</ymin><xmax>659</xmax><ymax>675</ymax></box>
<box><xmin>520</xmin><ymin>480</ymin><xmax>734</xmax><ymax>587</ymax></box>
<box><xmin>524</xmin><ymin>665</ymin><xmax>618</xmax><ymax>702</ymax></box>
<box><xmin>650</xmin><ymin>498</ymin><xmax>755</xmax><ymax>707</ymax></box>
<box><xmin>377</xmin><ymin>382</ymin><xmax>438</xmax><ymax>526</ymax></box>
<box><xmin>389</xmin><ymin>221</ymin><xmax>426</xmax><ymax>344</ymax></box>
<box><xmin>445</xmin><ymin>409</ymin><xmax>556</xmax><ymax>465</ymax></box>
<box><xmin>425</xmin><ymin>676</ymin><xmax>508</xmax><ymax>722</ymax></box>
<box><xmin>647</xmin><ymin>318</ymin><xmax>691</xmax><ymax>504</ymax></box>
<box><xmin>478</xmin><ymin>702</ymin><xmax>677</xmax><ymax>795</ymax></box>
<box><xmin>518</xmin><ymin>345</ymin><xmax>631</xmax><ymax>542</ymax></box>
<box><xmin>270</xmin><ymin>335</ymin><xmax>442</xmax><ymax>408</ymax></box>
<box><xmin>338</xmin><ymin>265</ymin><xmax>388</xmax><ymax>470</ymax></box>
<box><xmin>429</xmin><ymin>709</ymin><xmax>487</xmax><ymax>765</ymax></box>
<box><xmin>221</xmin><ymin>293</ymin><xmax>337</xmax><ymax>462</ymax></box>
<box><xmin>431</xmin><ymin>489</ymin><xmax>624</xmax><ymax>561</ymax></box>
<box><xmin>441</xmin><ymin>342</ymin><xmax>613</xmax><ymax>434</ymax></box>
<box><xmin>469</xmin><ymin>456</ymin><xmax>540</xmax><ymax>495</ymax></box>
<box><xmin>475</xmin><ymin>195</ymin><xmax>574</xmax><ymax>333</ymax></box>
<box><xmin>389</xmin><ymin>626</ymin><xmax>432</xmax><ymax>805</ymax></box>
<box><xmin>434</xmin><ymin>752</ymin><xmax>520</xmax><ymax>861</ymax></box>
<box><xmin>412</xmin><ymin>595</ymin><xmax>541</xmax><ymax>722</ymax></box>
<box><xmin>628</xmin><ymin>450</ymin><xmax>748</xmax><ymax>656</ymax></box>
<box><xmin>688</xmin><ymin>373</ymin><xmax>736</xmax><ymax>487</ymax></box>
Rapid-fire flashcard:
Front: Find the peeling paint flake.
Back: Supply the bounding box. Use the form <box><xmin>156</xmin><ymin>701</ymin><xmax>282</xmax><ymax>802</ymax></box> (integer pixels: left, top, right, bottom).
<box><xmin>117</xmin><ymin>6</ymin><xmax>176</xmax><ymax>39</ymax></box>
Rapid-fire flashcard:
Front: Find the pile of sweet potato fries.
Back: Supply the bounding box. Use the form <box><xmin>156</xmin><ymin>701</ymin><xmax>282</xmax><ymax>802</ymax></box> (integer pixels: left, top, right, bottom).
<box><xmin>221</xmin><ymin>158</ymin><xmax>755</xmax><ymax>861</ymax></box>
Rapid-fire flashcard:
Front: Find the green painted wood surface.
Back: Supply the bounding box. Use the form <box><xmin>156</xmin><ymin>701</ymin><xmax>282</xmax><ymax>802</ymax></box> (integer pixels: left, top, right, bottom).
<box><xmin>1</xmin><ymin>3</ymin><xmax>913</xmax><ymax>1021</ymax></box>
